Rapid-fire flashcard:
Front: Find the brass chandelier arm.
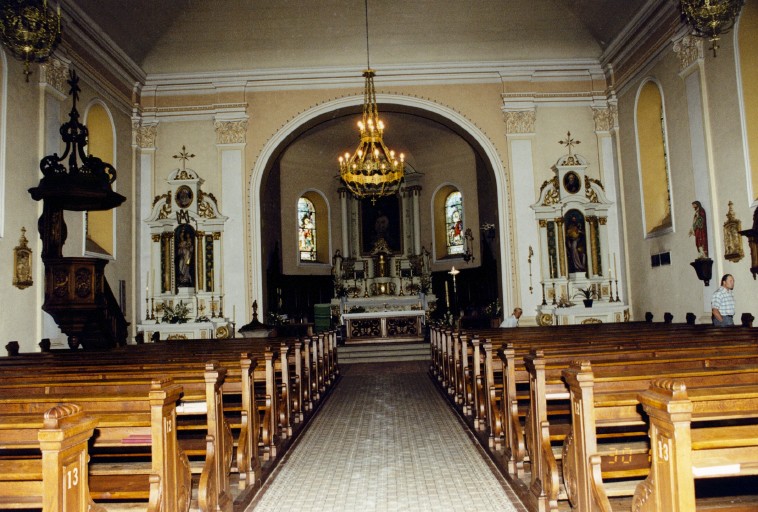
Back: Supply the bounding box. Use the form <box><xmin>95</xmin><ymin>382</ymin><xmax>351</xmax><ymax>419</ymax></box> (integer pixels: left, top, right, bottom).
<box><xmin>679</xmin><ymin>0</ymin><xmax>744</xmax><ymax>56</ymax></box>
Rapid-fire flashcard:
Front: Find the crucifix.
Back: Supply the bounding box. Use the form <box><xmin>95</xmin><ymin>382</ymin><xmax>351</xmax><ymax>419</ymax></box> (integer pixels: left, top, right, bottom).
<box><xmin>559</xmin><ymin>131</ymin><xmax>581</xmax><ymax>158</ymax></box>
<box><xmin>173</xmin><ymin>145</ymin><xmax>196</xmax><ymax>172</ymax></box>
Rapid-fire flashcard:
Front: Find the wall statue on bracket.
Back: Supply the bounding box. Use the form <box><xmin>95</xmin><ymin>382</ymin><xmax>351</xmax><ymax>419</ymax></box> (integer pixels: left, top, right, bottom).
<box><xmin>723</xmin><ymin>201</ymin><xmax>744</xmax><ymax>262</ymax></box>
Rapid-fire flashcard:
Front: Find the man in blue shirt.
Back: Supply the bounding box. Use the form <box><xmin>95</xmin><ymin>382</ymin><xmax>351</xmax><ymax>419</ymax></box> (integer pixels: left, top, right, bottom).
<box><xmin>711</xmin><ymin>274</ymin><xmax>736</xmax><ymax>326</ymax></box>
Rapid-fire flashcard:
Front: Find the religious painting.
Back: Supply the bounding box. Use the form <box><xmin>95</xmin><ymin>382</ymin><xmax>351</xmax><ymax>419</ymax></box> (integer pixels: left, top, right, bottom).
<box><xmin>563</xmin><ymin>171</ymin><xmax>581</xmax><ymax>194</ymax></box>
<box><xmin>564</xmin><ymin>209</ymin><xmax>587</xmax><ymax>274</ymax></box>
<box><xmin>361</xmin><ymin>195</ymin><xmax>402</xmax><ymax>255</ymax></box>
<box><xmin>174</xmin><ymin>224</ymin><xmax>196</xmax><ymax>290</ymax></box>
<box><xmin>176</xmin><ymin>185</ymin><xmax>193</xmax><ymax>208</ymax></box>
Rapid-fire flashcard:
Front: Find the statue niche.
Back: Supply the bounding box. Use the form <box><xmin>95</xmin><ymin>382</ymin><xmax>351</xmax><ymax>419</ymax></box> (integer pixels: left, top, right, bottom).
<box><xmin>175</xmin><ymin>224</ymin><xmax>196</xmax><ymax>290</ymax></box>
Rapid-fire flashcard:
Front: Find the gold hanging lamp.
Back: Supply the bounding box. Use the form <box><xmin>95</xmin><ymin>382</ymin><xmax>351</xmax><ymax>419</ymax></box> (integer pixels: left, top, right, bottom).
<box><xmin>338</xmin><ymin>0</ymin><xmax>404</xmax><ymax>203</ymax></box>
<box><xmin>679</xmin><ymin>0</ymin><xmax>744</xmax><ymax>57</ymax></box>
<box><xmin>0</xmin><ymin>0</ymin><xmax>61</xmax><ymax>81</ymax></box>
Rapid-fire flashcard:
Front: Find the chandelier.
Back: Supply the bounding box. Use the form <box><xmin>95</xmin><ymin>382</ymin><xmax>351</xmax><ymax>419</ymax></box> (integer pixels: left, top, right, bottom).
<box><xmin>338</xmin><ymin>0</ymin><xmax>404</xmax><ymax>203</ymax></box>
<box><xmin>679</xmin><ymin>0</ymin><xmax>744</xmax><ymax>57</ymax></box>
<box><xmin>0</xmin><ymin>0</ymin><xmax>61</xmax><ymax>81</ymax></box>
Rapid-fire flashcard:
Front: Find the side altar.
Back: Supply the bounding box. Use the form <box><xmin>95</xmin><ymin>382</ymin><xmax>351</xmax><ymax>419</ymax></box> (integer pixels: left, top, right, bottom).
<box><xmin>530</xmin><ymin>141</ymin><xmax>628</xmax><ymax>326</ymax></box>
<box><xmin>137</xmin><ymin>158</ymin><xmax>234</xmax><ymax>341</ymax></box>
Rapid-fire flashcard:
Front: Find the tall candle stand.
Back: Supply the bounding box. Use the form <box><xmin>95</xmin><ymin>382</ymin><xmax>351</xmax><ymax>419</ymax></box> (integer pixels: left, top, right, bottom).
<box><xmin>551</xmin><ymin>282</ymin><xmax>557</xmax><ymax>305</ymax></box>
<box><xmin>608</xmin><ymin>279</ymin><xmax>615</xmax><ymax>302</ymax></box>
<box><xmin>363</xmin><ymin>278</ymin><xmax>369</xmax><ymax>297</ymax></box>
<box><xmin>145</xmin><ymin>297</ymin><xmax>150</xmax><ymax>321</ymax></box>
<box><xmin>219</xmin><ymin>295</ymin><xmax>224</xmax><ymax>319</ymax></box>
<box><xmin>541</xmin><ymin>282</ymin><xmax>547</xmax><ymax>306</ymax></box>
<box><xmin>399</xmin><ymin>276</ymin><xmax>405</xmax><ymax>296</ymax></box>
<box><xmin>614</xmin><ymin>280</ymin><xmax>620</xmax><ymax>302</ymax></box>
<box><xmin>150</xmin><ymin>298</ymin><xmax>155</xmax><ymax>320</ymax></box>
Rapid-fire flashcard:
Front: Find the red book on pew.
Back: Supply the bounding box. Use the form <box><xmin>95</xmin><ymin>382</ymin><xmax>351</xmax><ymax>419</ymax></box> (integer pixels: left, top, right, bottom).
<box><xmin>121</xmin><ymin>434</ymin><xmax>152</xmax><ymax>444</ymax></box>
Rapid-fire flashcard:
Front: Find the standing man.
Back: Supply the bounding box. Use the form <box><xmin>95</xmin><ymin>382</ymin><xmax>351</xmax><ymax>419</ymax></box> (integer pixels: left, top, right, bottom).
<box><xmin>712</xmin><ymin>274</ymin><xmax>736</xmax><ymax>326</ymax></box>
<box><xmin>500</xmin><ymin>308</ymin><xmax>523</xmax><ymax>328</ymax></box>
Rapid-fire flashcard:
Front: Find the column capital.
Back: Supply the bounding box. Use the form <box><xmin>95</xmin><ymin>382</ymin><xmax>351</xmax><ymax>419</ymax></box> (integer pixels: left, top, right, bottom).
<box><xmin>592</xmin><ymin>105</ymin><xmax>617</xmax><ymax>133</ymax></box>
<box><xmin>673</xmin><ymin>34</ymin><xmax>703</xmax><ymax>74</ymax></box>
<box><xmin>539</xmin><ymin>219</ymin><xmax>548</xmax><ymax>228</ymax></box>
<box><xmin>39</xmin><ymin>57</ymin><xmax>69</xmax><ymax>99</ymax></box>
<box><xmin>214</xmin><ymin>119</ymin><xmax>248</xmax><ymax>145</ymax></box>
<box><xmin>405</xmin><ymin>185</ymin><xmax>423</xmax><ymax>195</ymax></box>
<box><xmin>133</xmin><ymin>121</ymin><xmax>158</xmax><ymax>149</ymax></box>
<box><xmin>502</xmin><ymin>109</ymin><xmax>536</xmax><ymax>135</ymax></box>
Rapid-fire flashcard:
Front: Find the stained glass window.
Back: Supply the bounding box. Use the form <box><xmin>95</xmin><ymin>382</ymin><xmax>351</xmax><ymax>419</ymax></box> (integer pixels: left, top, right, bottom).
<box><xmin>298</xmin><ymin>197</ymin><xmax>316</xmax><ymax>261</ymax></box>
<box><xmin>445</xmin><ymin>191</ymin><xmax>464</xmax><ymax>255</ymax></box>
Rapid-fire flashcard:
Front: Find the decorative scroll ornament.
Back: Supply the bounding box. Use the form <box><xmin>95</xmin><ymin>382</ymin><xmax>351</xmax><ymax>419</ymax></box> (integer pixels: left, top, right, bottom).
<box><xmin>135</xmin><ymin>123</ymin><xmax>158</xmax><ymax>149</ymax></box>
<box><xmin>591</xmin><ymin>106</ymin><xmax>617</xmax><ymax>133</ymax></box>
<box><xmin>13</xmin><ymin>227</ymin><xmax>33</xmax><ymax>289</ymax></box>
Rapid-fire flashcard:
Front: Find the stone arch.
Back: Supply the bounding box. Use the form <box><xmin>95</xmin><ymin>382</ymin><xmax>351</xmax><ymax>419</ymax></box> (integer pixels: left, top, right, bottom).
<box><xmin>247</xmin><ymin>93</ymin><xmax>513</xmax><ymax>311</ymax></box>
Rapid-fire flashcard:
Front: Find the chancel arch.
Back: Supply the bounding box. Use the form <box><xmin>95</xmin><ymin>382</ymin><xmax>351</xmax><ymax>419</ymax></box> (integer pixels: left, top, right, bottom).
<box><xmin>249</xmin><ymin>94</ymin><xmax>514</xmax><ymax>314</ymax></box>
<box><xmin>634</xmin><ymin>78</ymin><xmax>674</xmax><ymax>237</ymax></box>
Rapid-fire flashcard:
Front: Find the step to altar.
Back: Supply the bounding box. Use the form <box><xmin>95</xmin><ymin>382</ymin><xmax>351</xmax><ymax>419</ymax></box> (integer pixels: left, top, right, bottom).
<box><xmin>337</xmin><ymin>342</ymin><xmax>430</xmax><ymax>364</ymax></box>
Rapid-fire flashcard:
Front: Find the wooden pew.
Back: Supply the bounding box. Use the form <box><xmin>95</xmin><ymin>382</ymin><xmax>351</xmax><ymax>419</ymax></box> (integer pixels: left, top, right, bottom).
<box><xmin>634</xmin><ymin>379</ymin><xmax>758</xmax><ymax>512</ymax></box>
<box><xmin>0</xmin><ymin>378</ymin><xmax>191</xmax><ymax>512</ymax></box>
<box><xmin>562</xmin><ymin>361</ymin><xmax>758</xmax><ymax>512</ymax></box>
<box><xmin>0</xmin><ymin>363</ymin><xmax>234</xmax><ymax>512</ymax></box>
<box><xmin>0</xmin><ymin>404</ymin><xmax>100</xmax><ymax>512</ymax></box>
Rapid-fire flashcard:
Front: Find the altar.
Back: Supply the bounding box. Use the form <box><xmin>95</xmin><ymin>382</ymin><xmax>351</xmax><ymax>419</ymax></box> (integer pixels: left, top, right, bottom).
<box><xmin>536</xmin><ymin>303</ymin><xmax>630</xmax><ymax>326</ymax></box>
<box><xmin>337</xmin><ymin>295</ymin><xmax>431</xmax><ymax>343</ymax></box>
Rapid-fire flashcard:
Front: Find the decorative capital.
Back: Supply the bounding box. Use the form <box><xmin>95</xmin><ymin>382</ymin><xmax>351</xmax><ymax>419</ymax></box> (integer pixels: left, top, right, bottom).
<box><xmin>39</xmin><ymin>58</ymin><xmax>69</xmax><ymax>96</ymax></box>
<box><xmin>135</xmin><ymin>123</ymin><xmax>158</xmax><ymax>149</ymax></box>
<box><xmin>214</xmin><ymin>119</ymin><xmax>248</xmax><ymax>145</ymax></box>
<box><xmin>673</xmin><ymin>34</ymin><xmax>703</xmax><ymax>72</ymax></box>
<box><xmin>592</xmin><ymin>106</ymin><xmax>617</xmax><ymax>133</ymax></box>
<box><xmin>538</xmin><ymin>219</ymin><xmax>548</xmax><ymax>227</ymax></box>
<box><xmin>503</xmin><ymin>110</ymin><xmax>536</xmax><ymax>135</ymax></box>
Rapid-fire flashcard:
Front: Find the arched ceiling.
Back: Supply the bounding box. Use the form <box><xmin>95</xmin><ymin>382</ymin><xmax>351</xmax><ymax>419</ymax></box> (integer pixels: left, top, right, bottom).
<box><xmin>70</xmin><ymin>0</ymin><xmax>648</xmax><ymax>75</ymax></box>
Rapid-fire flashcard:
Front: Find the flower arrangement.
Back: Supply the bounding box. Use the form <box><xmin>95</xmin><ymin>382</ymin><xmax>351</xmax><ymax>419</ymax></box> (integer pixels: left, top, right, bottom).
<box><xmin>266</xmin><ymin>312</ymin><xmax>288</xmax><ymax>326</ymax></box>
<box><xmin>484</xmin><ymin>299</ymin><xmax>502</xmax><ymax>319</ymax></box>
<box><xmin>161</xmin><ymin>300</ymin><xmax>190</xmax><ymax>324</ymax></box>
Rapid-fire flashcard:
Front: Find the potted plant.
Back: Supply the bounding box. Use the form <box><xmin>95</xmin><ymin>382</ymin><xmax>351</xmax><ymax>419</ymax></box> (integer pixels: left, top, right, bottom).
<box><xmin>574</xmin><ymin>286</ymin><xmax>597</xmax><ymax>308</ymax></box>
<box><xmin>484</xmin><ymin>299</ymin><xmax>502</xmax><ymax>328</ymax></box>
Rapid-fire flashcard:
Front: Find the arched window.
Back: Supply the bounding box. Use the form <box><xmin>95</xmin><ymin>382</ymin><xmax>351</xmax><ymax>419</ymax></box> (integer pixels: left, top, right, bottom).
<box><xmin>635</xmin><ymin>80</ymin><xmax>673</xmax><ymax>237</ymax></box>
<box><xmin>445</xmin><ymin>191</ymin><xmax>464</xmax><ymax>255</ymax></box>
<box><xmin>84</xmin><ymin>101</ymin><xmax>116</xmax><ymax>257</ymax></box>
<box><xmin>298</xmin><ymin>197</ymin><xmax>317</xmax><ymax>262</ymax></box>
<box><xmin>737</xmin><ymin>2</ymin><xmax>758</xmax><ymax>205</ymax></box>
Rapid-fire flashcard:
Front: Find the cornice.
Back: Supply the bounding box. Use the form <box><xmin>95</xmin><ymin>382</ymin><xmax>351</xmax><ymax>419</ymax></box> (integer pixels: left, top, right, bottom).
<box><xmin>142</xmin><ymin>59</ymin><xmax>607</xmax><ymax>96</ymax></box>
<box><xmin>600</xmin><ymin>0</ymin><xmax>683</xmax><ymax>94</ymax></box>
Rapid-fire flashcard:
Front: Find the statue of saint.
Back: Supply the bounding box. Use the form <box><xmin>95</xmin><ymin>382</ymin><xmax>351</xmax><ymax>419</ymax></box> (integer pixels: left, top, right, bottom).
<box><xmin>689</xmin><ymin>201</ymin><xmax>708</xmax><ymax>258</ymax></box>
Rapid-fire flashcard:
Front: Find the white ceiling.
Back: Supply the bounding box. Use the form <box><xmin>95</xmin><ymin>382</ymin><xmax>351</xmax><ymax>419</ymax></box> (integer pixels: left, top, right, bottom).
<box><xmin>69</xmin><ymin>0</ymin><xmax>648</xmax><ymax>75</ymax></box>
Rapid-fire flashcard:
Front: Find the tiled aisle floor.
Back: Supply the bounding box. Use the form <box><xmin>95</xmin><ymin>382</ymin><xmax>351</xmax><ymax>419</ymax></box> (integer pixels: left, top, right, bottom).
<box><xmin>248</xmin><ymin>361</ymin><xmax>527</xmax><ymax>512</ymax></box>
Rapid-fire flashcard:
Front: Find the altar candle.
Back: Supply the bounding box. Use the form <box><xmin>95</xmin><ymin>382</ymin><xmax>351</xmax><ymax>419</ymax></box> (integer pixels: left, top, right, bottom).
<box><xmin>608</xmin><ymin>252</ymin><xmax>612</xmax><ymax>279</ymax></box>
<box><xmin>613</xmin><ymin>253</ymin><xmax>617</xmax><ymax>278</ymax></box>
<box><xmin>146</xmin><ymin>272</ymin><xmax>150</xmax><ymax>297</ymax></box>
<box><xmin>233</xmin><ymin>305</ymin><xmax>236</xmax><ymax>324</ymax></box>
<box><xmin>445</xmin><ymin>281</ymin><xmax>450</xmax><ymax>308</ymax></box>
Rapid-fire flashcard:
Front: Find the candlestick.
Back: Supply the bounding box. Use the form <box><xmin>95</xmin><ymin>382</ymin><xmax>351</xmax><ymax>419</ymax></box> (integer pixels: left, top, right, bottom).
<box><xmin>211</xmin><ymin>296</ymin><xmax>216</xmax><ymax>318</ymax></box>
<box><xmin>145</xmin><ymin>297</ymin><xmax>150</xmax><ymax>321</ymax></box>
<box><xmin>608</xmin><ymin>279</ymin><xmax>615</xmax><ymax>302</ymax></box>
<box><xmin>219</xmin><ymin>295</ymin><xmax>224</xmax><ymax>318</ymax></box>
<box><xmin>150</xmin><ymin>298</ymin><xmax>155</xmax><ymax>320</ymax></box>
<box><xmin>551</xmin><ymin>282</ymin><xmax>557</xmax><ymax>305</ymax></box>
<box><xmin>541</xmin><ymin>282</ymin><xmax>547</xmax><ymax>306</ymax></box>
<box><xmin>614</xmin><ymin>279</ymin><xmax>620</xmax><ymax>302</ymax></box>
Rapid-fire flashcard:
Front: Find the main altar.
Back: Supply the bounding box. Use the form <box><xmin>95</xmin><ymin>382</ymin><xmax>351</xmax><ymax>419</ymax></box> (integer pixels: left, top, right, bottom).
<box><xmin>330</xmin><ymin>186</ymin><xmax>436</xmax><ymax>343</ymax></box>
